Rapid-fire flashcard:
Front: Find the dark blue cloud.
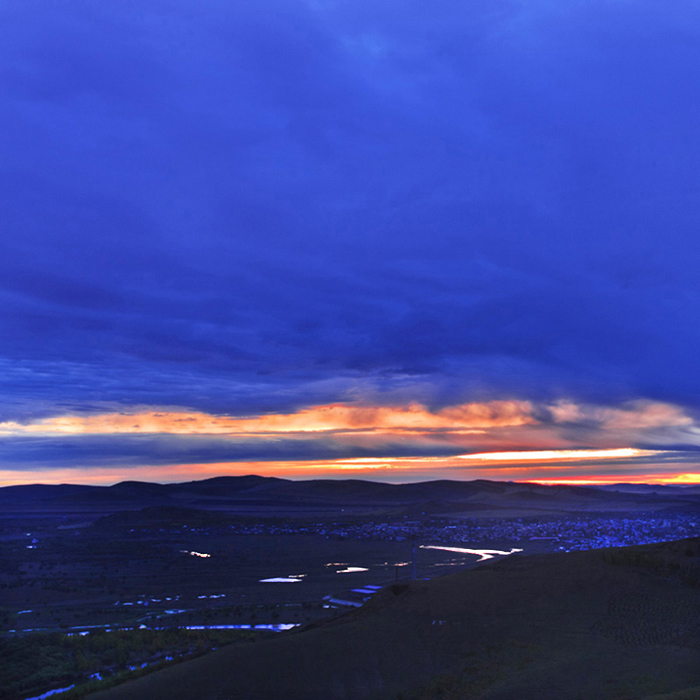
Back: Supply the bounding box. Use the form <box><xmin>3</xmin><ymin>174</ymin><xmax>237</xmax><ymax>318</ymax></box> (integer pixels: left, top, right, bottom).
<box><xmin>2</xmin><ymin>0</ymin><xmax>700</xmax><ymax>431</ymax></box>
<box><xmin>0</xmin><ymin>433</ymin><xmax>465</xmax><ymax>471</ymax></box>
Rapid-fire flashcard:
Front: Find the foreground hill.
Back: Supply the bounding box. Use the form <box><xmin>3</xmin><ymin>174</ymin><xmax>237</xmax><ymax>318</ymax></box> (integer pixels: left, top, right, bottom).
<box><xmin>88</xmin><ymin>538</ymin><xmax>700</xmax><ymax>700</ymax></box>
<box><xmin>2</xmin><ymin>475</ymin><xmax>697</xmax><ymax>518</ymax></box>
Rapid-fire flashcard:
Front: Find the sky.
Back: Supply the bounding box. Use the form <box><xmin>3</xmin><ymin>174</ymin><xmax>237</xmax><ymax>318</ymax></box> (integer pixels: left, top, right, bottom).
<box><xmin>2</xmin><ymin>0</ymin><xmax>700</xmax><ymax>486</ymax></box>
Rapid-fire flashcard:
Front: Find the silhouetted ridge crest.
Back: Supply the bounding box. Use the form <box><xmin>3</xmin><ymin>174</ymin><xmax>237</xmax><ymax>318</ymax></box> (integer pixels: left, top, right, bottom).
<box><xmin>2</xmin><ymin>476</ymin><xmax>698</xmax><ymax>515</ymax></box>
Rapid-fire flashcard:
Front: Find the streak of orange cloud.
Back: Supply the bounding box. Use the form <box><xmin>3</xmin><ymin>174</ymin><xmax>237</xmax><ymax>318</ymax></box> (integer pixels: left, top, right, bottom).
<box><xmin>0</xmin><ymin>401</ymin><xmax>535</xmax><ymax>437</ymax></box>
<box><xmin>0</xmin><ymin>401</ymin><xmax>695</xmax><ymax>456</ymax></box>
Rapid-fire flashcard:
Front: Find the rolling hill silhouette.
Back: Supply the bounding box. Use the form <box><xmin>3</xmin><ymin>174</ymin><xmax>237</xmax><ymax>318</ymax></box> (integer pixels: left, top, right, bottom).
<box><xmin>2</xmin><ymin>476</ymin><xmax>696</xmax><ymax>517</ymax></box>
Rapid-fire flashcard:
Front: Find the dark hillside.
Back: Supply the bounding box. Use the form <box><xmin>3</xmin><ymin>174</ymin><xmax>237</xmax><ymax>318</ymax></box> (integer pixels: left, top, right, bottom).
<box><xmin>0</xmin><ymin>483</ymin><xmax>93</xmax><ymax>504</ymax></box>
<box><xmin>87</xmin><ymin>538</ymin><xmax>700</xmax><ymax>700</ymax></box>
<box><xmin>162</xmin><ymin>475</ymin><xmax>285</xmax><ymax>496</ymax></box>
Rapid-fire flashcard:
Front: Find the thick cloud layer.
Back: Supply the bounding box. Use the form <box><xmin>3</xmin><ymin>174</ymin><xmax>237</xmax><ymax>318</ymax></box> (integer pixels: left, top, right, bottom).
<box><xmin>2</xmin><ymin>1</ymin><xmax>700</xmax><ymax>480</ymax></box>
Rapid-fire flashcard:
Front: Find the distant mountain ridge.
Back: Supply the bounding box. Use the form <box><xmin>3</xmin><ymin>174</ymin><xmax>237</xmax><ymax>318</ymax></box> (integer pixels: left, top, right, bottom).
<box><xmin>1</xmin><ymin>475</ymin><xmax>699</xmax><ymax>517</ymax></box>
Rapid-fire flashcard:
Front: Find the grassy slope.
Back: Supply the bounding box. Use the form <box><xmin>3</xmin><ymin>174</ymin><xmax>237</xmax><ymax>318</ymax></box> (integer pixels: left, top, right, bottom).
<box><xmin>87</xmin><ymin>538</ymin><xmax>700</xmax><ymax>700</ymax></box>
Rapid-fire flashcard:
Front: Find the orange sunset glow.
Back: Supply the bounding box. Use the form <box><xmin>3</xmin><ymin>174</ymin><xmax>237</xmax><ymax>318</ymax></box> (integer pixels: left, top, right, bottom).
<box><xmin>0</xmin><ymin>400</ymin><xmax>536</xmax><ymax>436</ymax></box>
<box><xmin>0</xmin><ymin>399</ymin><xmax>694</xmax><ymax>441</ymax></box>
<box><xmin>1</xmin><ymin>447</ymin><xmax>697</xmax><ymax>488</ymax></box>
<box><xmin>1</xmin><ymin>399</ymin><xmax>699</xmax><ymax>486</ymax></box>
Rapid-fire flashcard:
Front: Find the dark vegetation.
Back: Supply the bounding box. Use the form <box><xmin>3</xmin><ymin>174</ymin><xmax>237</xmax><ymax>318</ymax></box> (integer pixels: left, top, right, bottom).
<box><xmin>0</xmin><ymin>628</ymin><xmax>262</xmax><ymax>700</ymax></box>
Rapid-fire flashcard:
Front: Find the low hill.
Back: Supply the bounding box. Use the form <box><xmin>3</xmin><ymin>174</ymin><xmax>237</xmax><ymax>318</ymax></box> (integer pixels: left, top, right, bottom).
<box><xmin>87</xmin><ymin>538</ymin><xmax>700</xmax><ymax>700</ymax></box>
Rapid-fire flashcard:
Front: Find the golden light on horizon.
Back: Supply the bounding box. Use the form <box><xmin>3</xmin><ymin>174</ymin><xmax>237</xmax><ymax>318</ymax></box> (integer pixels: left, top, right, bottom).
<box><xmin>530</xmin><ymin>472</ymin><xmax>700</xmax><ymax>486</ymax></box>
<box><xmin>1</xmin><ymin>452</ymin><xmax>699</xmax><ymax>488</ymax></box>
<box><xmin>457</xmin><ymin>448</ymin><xmax>658</xmax><ymax>462</ymax></box>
